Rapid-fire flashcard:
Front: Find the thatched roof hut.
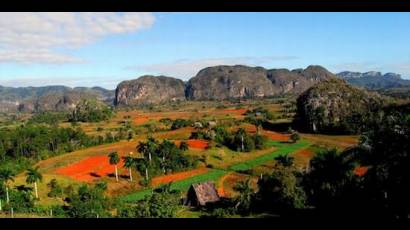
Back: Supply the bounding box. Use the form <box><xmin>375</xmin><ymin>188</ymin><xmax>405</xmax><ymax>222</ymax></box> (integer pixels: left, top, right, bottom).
<box><xmin>185</xmin><ymin>181</ymin><xmax>220</xmax><ymax>207</ymax></box>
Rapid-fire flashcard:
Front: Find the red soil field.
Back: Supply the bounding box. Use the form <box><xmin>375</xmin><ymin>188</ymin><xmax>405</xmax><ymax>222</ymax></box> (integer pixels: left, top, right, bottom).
<box><xmin>354</xmin><ymin>166</ymin><xmax>368</xmax><ymax>177</ymax></box>
<box><xmin>151</xmin><ymin>168</ymin><xmax>209</xmax><ymax>187</ymax></box>
<box><xmin>294</xmin><ymin>148</ymin><xmax>315</xmax><ymax>158</ymax></box>
<box><xmin>133</xmin><ymin>116</ymin><xmax>150</xmax><ymax>125</ymax></box>
<box><xmin>263</xmin><ymin>131</ymin><xmax>290</xmax><ymax>142</ymax></box>
<box><xmin>186</xmin><ymin>139</ymin><xmax>209</xmax><ymax>150</ymax></box>
<box><xmin>221</xmin><ymin>108</ymin><xmax>247</xmax><ymax>115</ymax></box>
<box><xmin>55</xmin><ymin>156</ymin><xmax>125</xmax><ymax>182</ymax></box>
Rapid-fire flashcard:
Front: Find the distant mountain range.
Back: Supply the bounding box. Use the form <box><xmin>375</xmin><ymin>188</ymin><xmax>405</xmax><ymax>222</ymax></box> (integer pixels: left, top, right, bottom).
<box><xmin>1</xmin><ymin>66</ymin><xmax>410</xmax><ymax>113</ymax></box>
<box><xmin>336</xmin><ymin>71</ymin><xmax>410</xmax><ymax>90</ymax></box>
<box><xmin>0</xmin><ymin>86</ymin><xmax>115</xmax><ymax>113</ymax></box>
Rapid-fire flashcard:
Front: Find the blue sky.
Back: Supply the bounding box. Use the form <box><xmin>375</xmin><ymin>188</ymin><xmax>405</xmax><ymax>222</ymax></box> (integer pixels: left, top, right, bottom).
<box><xmin>1</xmin><ymin>12</ymin><xmax>410</xmax><ymax>89</ymax></box>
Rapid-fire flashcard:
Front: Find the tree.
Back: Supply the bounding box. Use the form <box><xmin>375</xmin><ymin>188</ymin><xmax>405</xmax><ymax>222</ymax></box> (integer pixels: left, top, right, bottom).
<box><xmin>257</xmin><ymin>165</ymin><xmax>306</xmax><ymax>212</ymax></box>
<box><xmin>302</xmin><ymin>148</ymin><xmax>357</xmax><ymax>210</ymax></box>
<box><xmin>47</xmin><ymin>179</ymin><xmax>63</xmax><ymax>198</ymax></box>
<box><xmin>119</xmin><ymin>183</ymin><xmax>181</xmax><ymax>218</ymax></box>
<box><xmin>290</xmin><ymin>131</ymin><xmax>300</xmax><ymax>143</ymax></box>
<box><xmin>233</xmin><ymin>179</ymin><xmax>254</xmax><ymax>214</ymax></box>
<box><xmin>123</xmin><ymin>156</ymin><xmax>135</xmax><ymax>182</ymax></box>
<box><xmin>25</xmin><ymin>167</ymin><xmax>43</xmax><ymax>199</ymax></box>
<box><xmin>137</xmin><ymin>137</ymin><xmax>158</xmax><ymax>163</ymax></box>
<box><xmin>127</xmin><ymin>131</ymin><xmax>134</xmax><ymax>142</ymax></box>
<box><xmin>354</xmin><ymin>109</ymin><xmax>410</xmax><ymax>218</ymax></box>
<box><xmin>65</xmin><ymin>183</ymin><xmax>111</xmax><ymax>218</ymax></box>
<box><xmin>275</xmin><ymin>155</ymin><xmax>295</xmax><ymax>167</ymax></box>
<box><xmin>0</xmin><ymin>169</ymin><xmax>15</xmax><ymax>203</ymax></box>
<box><xmin>179</xmin><ymin>141</ymin><xmax>189</xmax><ymax>151</ymax></box>
<box><xmin>108</xmin><ymin>152</ymin><xmax>120</xmax><ymax>182</ymax></box>
<box><xmin>232</xmin><ymin>128</ymin><xmax>255</xmax><ymax>152</ymax></box>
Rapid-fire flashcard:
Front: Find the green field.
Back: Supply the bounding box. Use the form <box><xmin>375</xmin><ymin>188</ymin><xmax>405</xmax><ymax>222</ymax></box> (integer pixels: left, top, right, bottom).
<box><xmin>120</xmin><ymin>140</ymin><xmax>310</xmax><ymax>202</ymax></box>
<box><xmin>120</xmin><ymin>169</ymin><xmax>227</xmax><ymax>202</ymax></box>
<box><xmin>229</xmin><ymin>140</ymin><xmax>310</xmax><ymax>171</ymax></box>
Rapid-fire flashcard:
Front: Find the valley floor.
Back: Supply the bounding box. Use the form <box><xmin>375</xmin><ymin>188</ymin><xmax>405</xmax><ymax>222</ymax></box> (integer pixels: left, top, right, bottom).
<box><xmin>4</xmin><ymin>100</ymin><xmax>359</xmax><ymax>218</ymax></box>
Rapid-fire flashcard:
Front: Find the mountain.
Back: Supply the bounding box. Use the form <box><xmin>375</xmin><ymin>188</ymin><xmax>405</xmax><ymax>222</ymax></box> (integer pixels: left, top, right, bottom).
<box><xmin>185</xmin><ymin>65</ymin><xmax>335</xmax><ymax>100</ymax></box>
<box><xmin>185</xmin><ymin>65</ymin><xmax>276</xmax><ymax>100</ymax></box>
<box><xmin>115</xmin><ymin>75</ymin><xmax>186</xmax><ymax>106</ymax></box>
<box><xmin>337</xmin><ymin>71</ymin><xmax>410</xmax><ymax>90</ymax></box>
<box><xmin>295</xmin><ymin>78</ymin><xmax>385</xmax><ymax>134</ymax></box>
<box><xmin>267</xmin><ymin>65</ymin><xmax>335</xmax><ymax>95</ymax></box>
<box><xmin>0</xmin><ymin>85</ymin><xmax>115</xmax><ymax>113</ymax></box>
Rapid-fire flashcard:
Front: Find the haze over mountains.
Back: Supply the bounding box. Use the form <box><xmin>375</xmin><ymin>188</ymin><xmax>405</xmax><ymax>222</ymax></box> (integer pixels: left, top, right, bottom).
<box><xmin>1</xmin><ymin>65</ymin><xmax>409</xmax><ymax>113</ymax></box>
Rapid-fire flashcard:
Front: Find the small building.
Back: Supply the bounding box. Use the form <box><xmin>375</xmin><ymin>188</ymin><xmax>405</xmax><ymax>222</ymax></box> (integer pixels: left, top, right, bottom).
<box><xmin>185</xmin><ymin>181</ymin><xmax>220</xmax><ymax>207</ymax></box>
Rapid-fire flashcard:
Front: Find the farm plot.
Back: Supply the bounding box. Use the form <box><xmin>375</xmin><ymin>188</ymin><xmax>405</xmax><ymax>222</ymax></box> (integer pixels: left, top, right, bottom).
<box><xmin>54</xmin><ymin>156</ymin><xmax>125</xmax><ymax>182</ymax></box>
<box><xmin>228</xmin><ymin>140</ymin><xmax>310</xmax><ymax>171</ymax></box>
<box><xmin>120</xmin><ymin>140</ymin><xmax>310</xmax><ymax>202</ymax></box>
<box><xmin>120</xmin><ymin>169</ymin><xmax>227</xmax><ymax>202</ymax></box>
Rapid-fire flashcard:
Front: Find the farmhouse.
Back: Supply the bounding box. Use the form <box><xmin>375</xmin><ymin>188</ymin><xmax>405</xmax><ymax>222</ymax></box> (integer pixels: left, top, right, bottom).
<box><xmin>185</xmin><ymin>181</ymin><xmax>220</xmax><ymax>207</ymax></box>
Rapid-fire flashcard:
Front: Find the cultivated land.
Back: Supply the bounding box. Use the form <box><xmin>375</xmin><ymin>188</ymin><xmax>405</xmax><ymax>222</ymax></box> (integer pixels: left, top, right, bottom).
<box><xmin>5</xmin><ymin>99</ymin><xmax>359</xmax><ymax>216</ymax></box>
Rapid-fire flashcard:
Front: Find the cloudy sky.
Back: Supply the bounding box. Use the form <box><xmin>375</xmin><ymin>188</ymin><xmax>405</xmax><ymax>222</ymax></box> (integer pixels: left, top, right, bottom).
<box><xmin>1</xmin><ymin>12</ymin><xmax>410</xmax><ymax>89</ymax></box>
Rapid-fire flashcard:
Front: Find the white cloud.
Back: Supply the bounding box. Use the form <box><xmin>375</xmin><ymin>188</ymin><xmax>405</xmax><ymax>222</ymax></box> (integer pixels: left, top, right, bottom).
<box><xmin>128</xmin><ymin>56</ymin><xmax>298</xmax><ymax>79</ymax></box>
<box><xmin>0</xmin><ymin>49</ymin><xmax>83</xmax><ymax>64</ymax></box>
<box><xmin>0</xmin><ymin>12</ymin><xmax>155</xmax><ymax>64</ymax></box>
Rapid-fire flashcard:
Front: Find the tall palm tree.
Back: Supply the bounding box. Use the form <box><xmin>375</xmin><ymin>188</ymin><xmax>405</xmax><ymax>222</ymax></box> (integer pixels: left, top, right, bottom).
<box><xmin>0</xmin><ymin>169</ymin><xmax>15</xmax><ymax>203</ymax></box>
<box><xmin>108</xmin><ymin>152</ymin><xmax>120</xmax><ymax>182</ymax></box>
<box><xmin>123</xmin><ymin>156</ymin><xmax>135</xmax><ymax>182</ymax></box>
<box><xmin>137</xmin><ymin>137</ymin><xmax>158</xmax><ymax>163</ymax></box>
<box><xmin>25</xmin><ymin>167</ymin><xmax>42</xmax><ymax>199</ymax></box>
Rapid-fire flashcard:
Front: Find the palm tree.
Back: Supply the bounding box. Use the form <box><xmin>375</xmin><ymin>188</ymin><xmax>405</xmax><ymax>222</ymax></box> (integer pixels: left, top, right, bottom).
<box><xmin>108</xmin><ymin>152</ymin><xmax>120</xmax><ymax>182</ymax></box>
<box><xmin>25</xmin><ymin>167</ymin><xmax>42</xmax><ymax>199</ymax></box>
<box><xmin>0</xmin><ymin>169</ymin><xmax>15</xmax><ymax>203</ymax></box>
<box><xmin>123</xmin><ymin>156</ymin><xmax>135</xmax><ymax>182</ymax></box>
<box><xmin>137</xmin><ymin>137</ymin><xmax>158</xmax><ymax>163</ymax></box>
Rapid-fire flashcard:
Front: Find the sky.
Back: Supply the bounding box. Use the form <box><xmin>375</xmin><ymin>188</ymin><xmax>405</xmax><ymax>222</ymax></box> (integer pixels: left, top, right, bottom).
<box><xmin>1</xmin><ymin>12</ymin><xmax>410</xmax><ymax>89</ymax></box>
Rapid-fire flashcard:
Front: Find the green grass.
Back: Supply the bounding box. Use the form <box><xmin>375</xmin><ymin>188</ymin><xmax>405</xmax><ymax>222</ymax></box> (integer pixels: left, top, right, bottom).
<box><xmin>228</xmin><ymin>140</ymin><xmax>309</xmax><ymax>171</ymax></box>
<box><xmin>120</xmin><ymin>139</ymin><xmax>310</xmax><ymax>203</ymax></box>
<box><xmin>120</xmin><ymin>169</ymin><xmax>227</xmax><ymax>202</ymax></box>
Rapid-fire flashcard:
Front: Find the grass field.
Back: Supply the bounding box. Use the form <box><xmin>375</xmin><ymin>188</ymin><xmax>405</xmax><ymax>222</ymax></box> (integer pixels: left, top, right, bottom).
<box><xmin>120</xmin><ymin>139</ymin><xmax>310</xmax><ymax>202</ymax></box>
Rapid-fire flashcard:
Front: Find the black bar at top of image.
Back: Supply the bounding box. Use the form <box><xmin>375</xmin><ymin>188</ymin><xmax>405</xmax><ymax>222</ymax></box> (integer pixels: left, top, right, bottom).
<box><xmin>1</xmin><ymin>0</ymin><xmax>410</xmax><ymax>12</ymax></box>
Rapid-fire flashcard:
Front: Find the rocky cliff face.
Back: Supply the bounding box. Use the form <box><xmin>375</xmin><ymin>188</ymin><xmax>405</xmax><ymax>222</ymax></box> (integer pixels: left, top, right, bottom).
<box><xmin>185</xmin><ymin>65</ymin><xmax>276</xmax><ymax>100</ymax></box>
<box><xmin>115</xmin><ymin>75</ymin><xmax>186</xmax><ymax>106</ymax></box>
<box><xmin>295</xmin><ymin>78</ymin><xmax>384</xmax><ymax>134</ymax></box>
<box><xmin>267</xmin><ymin>65</ymin><xmax>335</xmax><ymax>95</ymax></box>
<box><xmin>186</xmin><ymin>65</ymin><xmax>335</xmax><ymax>100</ymax></box>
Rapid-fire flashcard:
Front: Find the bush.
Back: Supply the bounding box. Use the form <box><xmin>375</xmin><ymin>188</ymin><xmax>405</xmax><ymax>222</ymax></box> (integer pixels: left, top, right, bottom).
<box><xmin>290</xmin><ymin>131</ymin><xmax>300</xmax><ymax>143</ymax></box>
<box><xmin>47</xmin><ymin>179</ymin><xmax>63</xmax><ymax>198</ymax></box>
<box><xmin>171</xmin><ymin>119</ymin><xmax>193</xmax><ymax>130</ymax></box>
